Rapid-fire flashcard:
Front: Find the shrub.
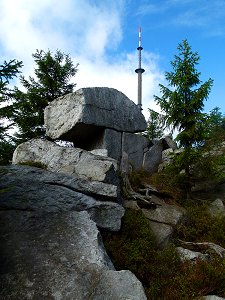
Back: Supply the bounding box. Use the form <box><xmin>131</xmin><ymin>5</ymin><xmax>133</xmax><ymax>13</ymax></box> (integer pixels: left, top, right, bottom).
<box><xmin>128</xmin><ymin>169</ymin><xmax>150</xmax><ymax>192</ymax></box>
<box><xmin>102</xmin><ymin>208</ymin><xmax>225</xmax><ymax>299</ymax></box>
<box><xmin>175</xmin><ymin>203</ymin><xmax>225</xmax><ymax>248</ymax></box>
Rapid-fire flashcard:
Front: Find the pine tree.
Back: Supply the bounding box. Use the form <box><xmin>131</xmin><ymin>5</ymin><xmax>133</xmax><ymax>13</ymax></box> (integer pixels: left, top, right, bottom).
<box><xmin>3</xmin><ymin>49</ymin><xmax>78</xmax><ymax>143</ymax></box>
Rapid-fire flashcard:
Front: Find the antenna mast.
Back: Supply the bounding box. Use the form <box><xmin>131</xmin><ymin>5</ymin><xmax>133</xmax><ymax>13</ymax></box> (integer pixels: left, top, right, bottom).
<box><xmin>135</xmin><ymin>27</ymin><xmax>145</xmax><ymax>110</ymax></box>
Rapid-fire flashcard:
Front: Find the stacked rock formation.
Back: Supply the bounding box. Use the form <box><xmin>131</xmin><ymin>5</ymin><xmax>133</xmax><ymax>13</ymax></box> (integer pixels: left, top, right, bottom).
<box><xmin>6</xmin><ymin>87</ymin><xmax>181</xmax><ymax>299</ymax></box>
<box><xmin>1</xmin><ymin>87</ymin><xmax>153</xmax><ymax>299</ymax></box>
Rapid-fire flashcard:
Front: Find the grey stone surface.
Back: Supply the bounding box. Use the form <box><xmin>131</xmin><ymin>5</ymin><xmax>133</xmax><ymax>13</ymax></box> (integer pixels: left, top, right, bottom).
<box><xmin>12</xmin><ymin>139</ymin><xmax>118</xmax><ymax>184</ymax></box>
<box><xmin>177</xmin><ymin>247</ymin><xmax>209</xmax><ymax>262</ymax></box>
<box><xmin>208</xmin><ymin>199</ymin><xmax>225</xmax><ymax>218</ymax></box>
<box><xmin>202</xmin><ymin>296</ymin><xmax>225</xmax><ymax>300</ymax></box>
<box><xmin>158</xmin><ymin>148</ymin><xmax>174</xmax><ymax>171</ymax></box>
<box><xmin>162</xmin><ymin>134</ymin><xmax>177</xmax><ymax>150</ymax></box>
<box><xmin>44</xmin><ymin>87</ymin><xmax>147</xmax><ymax>142</ymax></box>
<box><xmin>0</xmin><ymin>164</ymin><xmax>146</xmax><ymax>299</ymax></box>
<box><xmin>140</xmin><ymin>195</ymin><xmax>187</xmax><ymax>247</ymax></box>
<box><xmin>143</xmin><ymin>139</ymin><xmax>164</xmax><ymax>174</ymax></box>
<box><xmin>149</xmin><ymin>221</ymin><xmax>173</xmax><ymax>248</ymax></box>
<box><xmin>120</xmin><ymin>151</ymin><xmax>131</xmax><ymax>174</ymax></box>
<box><xmin>89</xmin><ymin>128</ymin><xmax>122</xmax><ymax>161</ymax></box>
<box><xmin>0</xmin><ymin>165</ymin><xmax>124</xmax><ymax>231</ymax></box>
<box><xmin>0</xmin><ymin>210</ymin><xmax>112</xmax><ymax>300</ymax></box>
<box><xmin>122</xmin><ymin>132</ymin><xmax>149</xmax><ymax>169</ymax></box>
<box><xmin>0</xmin><ymin>210</ymin><xmax>145</xmax><ymax>300</ymax></box>
<box><xmin>142</xmin><ymin>202</ymin><xmax>187</xmax><ymax>226</ymax></box>
<box><xmin>101</xmin><ymin>128</ymin><xmax>122</xmax><ymax>161</ymax></box>
<box><xmin>90</xmin><ymin>148</ymin><xmax>108</xmax><ymax>157</ymax></box>
<box><xmin>92</xmin><ymin>270</ymin><xmax>147</xmax><ymax>300</ymax></box>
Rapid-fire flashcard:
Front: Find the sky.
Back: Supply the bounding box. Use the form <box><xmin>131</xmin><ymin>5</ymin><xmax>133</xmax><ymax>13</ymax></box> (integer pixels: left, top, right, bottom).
<box><xmin>0</xmin><ymin>0</ymin><xmax>224</xmax><ymax>120</ymax></box>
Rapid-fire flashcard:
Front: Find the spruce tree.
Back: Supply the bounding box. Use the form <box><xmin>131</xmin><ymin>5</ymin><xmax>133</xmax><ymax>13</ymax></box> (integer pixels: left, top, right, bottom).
<box><xmin>154</xmin><ymin>40</ymin><xmax>213</xmax><ymax>196</ymax></box>
<box><xmin>154</xmin><ymin>39</ymin><xmax>213</xmax><ymax>149</ymax></box>
<box><xmin>3</xmin><ymin>49</ymin><xmax>78</xmax><ymax>143</ymax></box>
<box><xmin>0</xmin><ymin>59</ymin><xmax>23</xmax><ymax>164</ymax></box>
<box><xmin>145</xmin><ymin>109</ymin><xmax>164</xmax><ymax>140</ymax></box>
<box><xmin>0</xmin><ymin>59</ymin><xmax>23</xmax><ymax>102</ymax></box>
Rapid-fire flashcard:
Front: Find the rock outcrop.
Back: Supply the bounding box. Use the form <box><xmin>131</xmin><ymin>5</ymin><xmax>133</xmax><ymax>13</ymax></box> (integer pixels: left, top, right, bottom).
<box><xmin>0</xmin><ymin>165</ymin><xmax>147</xmax><ymax>299</ymax></box>
<box><xmin>0</xmin><ymin>165</ymin><xmax>123</xmax><ymax>231</ymax></box>
<box><xmin>13</xmin><ymin>139</ymin><xmax>118</xmax><ymax>184</ymax></box>
<box><xmin>44</xmin><ymin>87</ymin><xmax>147</xmax><ymax>141</ymax></box>
<box><xmin>14</xmin><ymin>88</ymin><xmax>177</xmax><ymax>175</ymax></box>
<box><xmin>0</xmin><ymin>209</ymin><xmax>146</xmax><ymax>300</ymax></box>
<box><xmin>7</xmin><ymin>87</ymin><xmax>182</xmax><ymax>298</ymax></box>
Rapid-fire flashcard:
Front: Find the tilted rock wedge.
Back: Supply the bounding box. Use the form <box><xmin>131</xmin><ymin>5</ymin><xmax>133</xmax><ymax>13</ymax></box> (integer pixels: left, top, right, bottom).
<box><xmin>12</xmin><ymin>138</ymin><xmax>118</xmax><ymax>184</ymax></box>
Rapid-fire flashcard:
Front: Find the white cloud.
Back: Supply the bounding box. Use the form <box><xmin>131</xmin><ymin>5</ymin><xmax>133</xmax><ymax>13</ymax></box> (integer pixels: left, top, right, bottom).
<box><xmin>0</xmin><ymin>0</ymin><xmax>163</xmax><ymax>121</ymax></box>
<box><xmin>0</xmin><ymin>0</ymin><xmax>123</xmax><ymax>61</ymax></box>
<box><xmin>75</xmin><ymin>51</ymin><xmax>163</xmax><ymax>119</ymax></box>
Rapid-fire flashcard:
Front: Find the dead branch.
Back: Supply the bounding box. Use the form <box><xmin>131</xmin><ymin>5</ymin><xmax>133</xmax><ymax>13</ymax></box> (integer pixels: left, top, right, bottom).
<box><xmin>178</xmin><ymin>240</ymin><xmax>225</xmax><ymax>258</ymax></box>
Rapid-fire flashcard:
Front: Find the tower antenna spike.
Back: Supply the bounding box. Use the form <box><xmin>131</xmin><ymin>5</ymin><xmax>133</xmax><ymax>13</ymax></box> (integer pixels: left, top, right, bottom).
<box><xmin>135</xmin><ymin>26</ymin><xmax>145</xmax><ymax>110</ymax></box>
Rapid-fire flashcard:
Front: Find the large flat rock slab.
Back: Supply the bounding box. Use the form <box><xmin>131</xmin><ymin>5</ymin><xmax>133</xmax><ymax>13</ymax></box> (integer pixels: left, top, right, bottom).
<box><xmin>0</xmin><ymin>165</ymin><xmax>124</xmax><ymax>231</ymax></box>
<box><xmin>44</xmin><ymin>87</ymin><xmax>147</xmax><ymax>142</ymax></box>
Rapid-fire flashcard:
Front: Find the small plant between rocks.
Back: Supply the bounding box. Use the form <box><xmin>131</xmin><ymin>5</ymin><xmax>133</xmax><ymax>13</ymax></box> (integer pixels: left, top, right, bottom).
<box><xmin>18</xmin><ymin>161</ymin><xmax>47</xmax><ymax>169</ymax></box>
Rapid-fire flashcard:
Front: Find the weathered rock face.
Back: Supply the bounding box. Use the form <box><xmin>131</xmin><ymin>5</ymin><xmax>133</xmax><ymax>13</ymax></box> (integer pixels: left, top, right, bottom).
<box><xmin>176</xmin><ymin>247</ymin><xmax>210</xmax><ymax>262</ymax></box>
<box><xmin>0</xmin><ymin>165</ymin><xmax>147</xmax><ymax>299</ymax></box>
<box><xmin>158</xmin><ymin>148</ymin><xmax>174</xmax><ymax>172</ymax></box>
<box><xmin>142</xmin><ymin>196</ymin><xmax>187</xmax><ymax>247</ymax></box>
<box><xmin>162</xmin><ymin>134</ymin><xmax>177</xmax><ymax>150</ymax></box>
<box><xmin>142</xmin><ymin>200</ymin><xmax>187</xmax><ymax>226</ymax></box>
<box><xmin>0</xmin><ymin>210</ymin><xmax>146</xmax><ymax>300</ymax></box>
<box><xmin>44</xmin><ymin>87</ymin><xmax>147</xmax><ymax>143</ymax></box>
<box><xmin>148</xmin><ymin>221</ymin><xmax>173</xmax><ymax>247</ymax></box>
<box><xmin>208</xmin><ymin>199</ymin><xmax>225</xmax><ymax>218</ymax></box>
<box><xmin>122</xmin><ymin>132</ymin><xmax>150</xmax><ymax>169</ymax></box>
<box><xmin>143</xmin><ymin>140</ymin><xmax>164</xmax><ymax>174</ymax></box>
<box><xmin>123</xmin><ymin>190</ymin><xmax>187</xmax><ymax>248</ymax></box>
<box><xmin>12</xmin><ymin>139</ymin><xmax>118</xmax><ymax>184</ymax></box>
<box><xmin>92</xmin><ymin>270</ymin><xmax>147</xmax><ymax>300</ymax></box>
<box><xmin>202</xmin><ymin>296</ymin><xmax>225</xmax><ymax>300</ymax></box>
<box><xmin>91</xmin><ymin>128</ymin><xmax>122</xmax><ymax>161</ymax></box>
<box><xmin>0</xmin><ymin>165</ymin><xmax>124</xmax><ymax>231</ymax></box>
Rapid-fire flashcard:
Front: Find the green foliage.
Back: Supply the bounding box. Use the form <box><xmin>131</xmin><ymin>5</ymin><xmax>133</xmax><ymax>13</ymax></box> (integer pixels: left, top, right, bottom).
<box><xmin>0</xmin><ymin>59</ymin><xmax>23</xmax><ymax>102</ymax></box>
<box><xmin>154</xmin><ymin>40</ymin><xmax>213</xmax><ymax>192</ymax></box>
<box><xmin>145</xmin><ymin>109</ymin><xmax>164</xmax><ymax>140</ymax></box>
<box><xmin>155</xmin><ymin>39</ymin><xmax>213</xmax><ymax>149</ymax></box>
<box><xmin>18</xmin><ymin>161</ymin><xmax>47</xmax><ymax>169</ymax></box>
<box><xmin>193</xmin><ymin>149</ymin><xmax>225</xmax><ymax>183</ymax></box>
<box><xmin>205</xmin><ymin>107</ymin><xmax>225</xmax><ymax>140</ymax></box>
<box><xmin>2</xmin><ymin>49</ymin><xmax>78</xmax><ymax>143</ymax></box>
<box><xmin>149</xmin><ymin>160</ymin><xmax>191</xmax><ymax>200</ymax></box>
<box><xmin>175</xmin><ymin>203</ymin><xmax>225</xmax><ymax>248</ymax></box>
<box><xmin>0</xmin><ymin>140</ymin><xmax>16</xmax><ymax>165</ymax></box>
<box><xmin>0</xmin><ymin>59</ymin><xmax>23</xmax><ymax>164</ymax></box>
<box><xmin>128</xmin><ymin>169</ymin><xmax>149</xmax><ymax>191</ymax></box>
<box><xmin>150</xmin><ymin>145</ymin><xmax>225</xmax><ymax>201</ymax></box>
<box><xmin>102</xmin><ymin>208</ymin><xmax>225</xmax><ymax>299</ymax></box>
